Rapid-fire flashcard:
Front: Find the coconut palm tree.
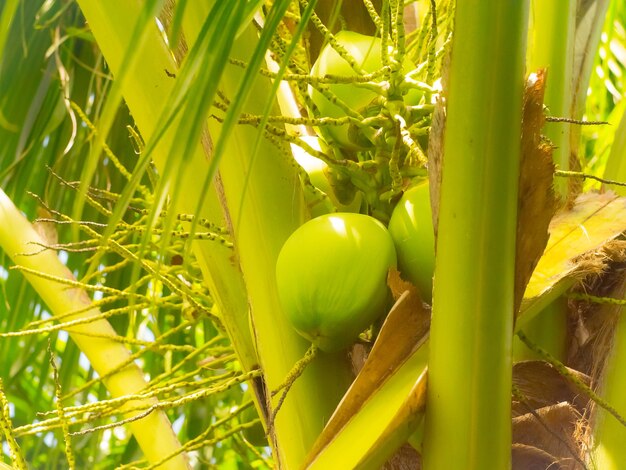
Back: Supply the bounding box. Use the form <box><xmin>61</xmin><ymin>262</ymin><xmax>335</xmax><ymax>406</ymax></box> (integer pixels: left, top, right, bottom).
<box><xmin>0</xmin><ymin>1</ymin><xmax>626</xmax><ymax>469</ymax></box>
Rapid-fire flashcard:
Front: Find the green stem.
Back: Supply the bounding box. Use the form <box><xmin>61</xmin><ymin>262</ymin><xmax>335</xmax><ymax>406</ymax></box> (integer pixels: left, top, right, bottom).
<box><xmin>422</xmin><ymin>2</ymin><xmax>529</xmax><ymax>469</ymax></box>
<box><xmin>268</xmin><ymin>344</ymin><xmax>318</xmax><ymax>433</ymax></box>
<box><xmin>527</xmin><ymin>0</ymin><xmax>576</xmax><ymax>197</ymax></box>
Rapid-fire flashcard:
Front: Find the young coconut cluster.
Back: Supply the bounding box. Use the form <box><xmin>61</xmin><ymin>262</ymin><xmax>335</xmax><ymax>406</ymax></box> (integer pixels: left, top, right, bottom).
<box><xmin>276</xmin><ymin>185</ymin><xmax>435</xmax><ymax>352</ymax></box>
<box><xmin>309</xmin><ymin>31</ymin><xmax>424</xmax><ymax>152</ymax></box>
<box><xmin>275</xmin><ymin>31</ymin><xmax>437</xmax><ymax>351</ymax></box>
<box><xmin>302</xmin><ymin>31</ymin><xmax>434</xmax><ymax>220</ymax></box>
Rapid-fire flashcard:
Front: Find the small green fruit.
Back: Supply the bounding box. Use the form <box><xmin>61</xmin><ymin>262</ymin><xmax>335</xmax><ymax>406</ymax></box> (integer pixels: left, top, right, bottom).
<box><xmin>291</xmin><ymin>136</ymin><xmax>361</xmax><ymax>216</ymax></box>
<box><xmin>309</xmin><ymin>31</ymin><xmax>421</xmax><ymax>150</ymax></box>
<box><xmin>276</xmin><ymin>213</ymin><xmax>397</xmax><ymax>352</ymax></box>
<box><xmin>388</xmin><ymin>181</ymin><xmax>435</xmax><ymax>302</ymax></box>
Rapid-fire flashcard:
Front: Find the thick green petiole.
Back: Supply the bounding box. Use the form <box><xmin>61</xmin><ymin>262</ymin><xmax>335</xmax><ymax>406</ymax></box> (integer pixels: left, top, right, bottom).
<box><xmin>422</xmin><ymin>1</ymin><xmax>529</xmax><ymax>469</ymax></box>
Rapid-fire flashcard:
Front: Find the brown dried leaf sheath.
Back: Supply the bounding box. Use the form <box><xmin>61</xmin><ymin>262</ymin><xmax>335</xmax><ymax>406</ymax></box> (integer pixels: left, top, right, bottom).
<box><xmin>515</xmin><ymin>69</ymin><xmax>559</xmax><ymax>315</ymax></box>
<box><xmin>512</xmin><ymin>403</ymin><xmax>584</xmax><ymax>470</ymax></box>
<box><xmin>512</xmin><ymin>443</ymin><xmax>563</xmax><ymax>470</ymax></box>
<box><xmin>512</xmin><ymin>361</ymin><xmax>591</xmax><ymax>417</ymax></box>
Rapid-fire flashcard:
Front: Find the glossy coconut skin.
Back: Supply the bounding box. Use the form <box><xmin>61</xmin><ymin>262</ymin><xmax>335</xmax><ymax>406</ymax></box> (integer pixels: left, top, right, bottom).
<box><xmin>388</xmin><ymin>181</ymin><xmax>436</xmax><ymax>303</ymax></box>
<box><xmin>276</xmin><ymin>213</ymin><xmax>397</xmax><ymax>352</ymax></box>
<box><xmin>309</xmin><ymin>31</ymin><xmax>421</xmax><ymax>150</ymax></box>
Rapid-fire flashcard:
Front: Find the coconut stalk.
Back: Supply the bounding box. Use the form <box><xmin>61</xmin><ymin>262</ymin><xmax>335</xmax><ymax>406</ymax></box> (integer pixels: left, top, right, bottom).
<box><xmin>0</xmin><ymin>188</ymin><xmax>189</xmax><ymax>470</ymax></box>
<box><xmin>422</xmin><ymin>1</ymin><xmax>529</xmax><ymax>469</ymax></box>
<box><xmin>181</xmin><ymin>4</ymin><xmax>354</xmax><ymax>467</ymax></box>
